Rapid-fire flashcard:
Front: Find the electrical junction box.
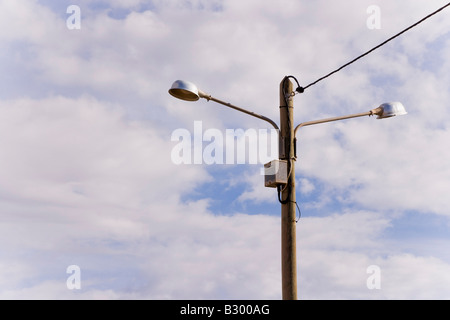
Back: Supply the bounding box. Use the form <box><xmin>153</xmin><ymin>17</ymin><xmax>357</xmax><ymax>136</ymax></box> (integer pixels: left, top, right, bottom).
<box><xmin>264</xmin><ymin>160</ymin><xmax>288</xmax><ymax>188</ymax></box>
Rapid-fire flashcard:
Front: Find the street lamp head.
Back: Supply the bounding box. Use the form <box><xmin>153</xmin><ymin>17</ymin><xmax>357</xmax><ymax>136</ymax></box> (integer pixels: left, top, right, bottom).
<box><xmin>372</xmin><ymin>102</ymin><xmax>407</xmax><ymax>119</ymax></box>
<box><xmin>168</xmin><ymin>80</ymin><xmax>201</xmax><ymax>101</ymax></box>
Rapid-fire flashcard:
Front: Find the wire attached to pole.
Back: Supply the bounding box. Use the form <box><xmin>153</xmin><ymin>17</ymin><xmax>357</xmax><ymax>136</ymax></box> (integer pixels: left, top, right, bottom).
<box><xmin>298</xmin><ymin>2</ymin><xmax>450</xmax><ymax>92</ymax></box>
<box><xmin>294</xmin><ymin>201</ymin><xmax>302</xmax><ymax>223</ymax></box>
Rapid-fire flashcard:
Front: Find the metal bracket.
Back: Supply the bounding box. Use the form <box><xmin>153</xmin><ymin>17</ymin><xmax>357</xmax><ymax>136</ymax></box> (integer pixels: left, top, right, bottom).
<box><xmin>279</xmin><ymin>136</ymin><xmax>286</xmax><ymax>159</ymax></box>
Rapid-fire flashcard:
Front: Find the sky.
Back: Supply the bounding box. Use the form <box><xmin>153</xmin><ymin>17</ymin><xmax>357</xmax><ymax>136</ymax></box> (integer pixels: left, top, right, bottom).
<box><xmin>0</xmin><ymin>0</ymin><xmax>450</xmax><ymax>300</ymax></box>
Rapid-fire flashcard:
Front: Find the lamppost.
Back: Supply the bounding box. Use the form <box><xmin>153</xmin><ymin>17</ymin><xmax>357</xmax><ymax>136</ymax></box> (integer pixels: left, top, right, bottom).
<box><xmin>168</xmin><ymin>76</ymin><xmax>407</xmax><ymax>300</ymax></box>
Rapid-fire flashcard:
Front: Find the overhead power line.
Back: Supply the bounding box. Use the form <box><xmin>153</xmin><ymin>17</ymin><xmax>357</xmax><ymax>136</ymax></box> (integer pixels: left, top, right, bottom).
<box><xmin>300</xmin><ymin>2</ymin><xmax>450</xmax><ymax>92</ymax></box>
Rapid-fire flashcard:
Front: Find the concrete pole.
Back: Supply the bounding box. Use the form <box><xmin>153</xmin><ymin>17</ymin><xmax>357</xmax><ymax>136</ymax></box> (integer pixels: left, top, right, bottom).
<box><xmin>279</xmin><ymin>77</ymin><xmax>297</xmax><ymax>300</ymax></box>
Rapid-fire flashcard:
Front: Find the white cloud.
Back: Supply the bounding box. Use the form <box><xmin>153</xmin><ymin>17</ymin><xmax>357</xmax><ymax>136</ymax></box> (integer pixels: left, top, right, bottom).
<box><xmin>298</xmin><ymin>178</ymin><xmax>315</xmax><ymax>195</ymax></box>
<box><xmin>1</xmin><ymin>0</ymin><xmax>450</xmax><ymax>300</ymax></box>
<box><xmin>379</xmin><ymin>253</ymin><xmax>450</xmax><ymax>299</ymax></box>
<box><xmin>0</xmin><ymin>94</ymin><xmax>280</xmax><ymax>299</ymax></box>
<box><xmin>236</xmin><ymin>168</ymin><xmax>276</xmax><ymax>203</ymax></box>
<box><xmin>297</xmin><ymin>211</ymin><xmax>450</xmax><ymax>299</ymax></box>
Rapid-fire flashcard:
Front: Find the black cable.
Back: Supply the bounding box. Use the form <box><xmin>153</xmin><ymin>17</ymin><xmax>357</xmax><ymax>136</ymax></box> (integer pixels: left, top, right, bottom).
<box><xmin>294</xmin><ymin>201</ymin><xmax>302</xmax><ymax>223</ymax></box>
<box><xmin>277</xmin><ymin>185</ymin><xmax>289</xmax><ymax>204</ymax></box>
<box><xmin>301</xmin><ymin>2</ymin><xmax>450</xmax><ymax>91</ymax></box>
<box><xmin>283</xmin><ymin>75</ymin><xmax>303</xmax><ymax>100</ymax></box>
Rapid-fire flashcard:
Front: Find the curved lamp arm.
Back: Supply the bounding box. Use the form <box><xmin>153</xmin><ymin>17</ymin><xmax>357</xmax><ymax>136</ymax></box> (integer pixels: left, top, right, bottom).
<box><xmin>169</xmin><ymin>80</ymin><xmax>279</xmax><ymax>132</ymax></box>
<box><xmin>205</xmin><ymin>95</ymin><xmax>280</xmax><ymax>131</ymax></box>
<box><xmin>294</xmin><ymin>111</ymin><xmax>372</xmax><ymax>137</ymax></box>
<box><xmin>293</xmin><ymin>103</ymin><xmax>407</xmax><ymax>137</ymax></box>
